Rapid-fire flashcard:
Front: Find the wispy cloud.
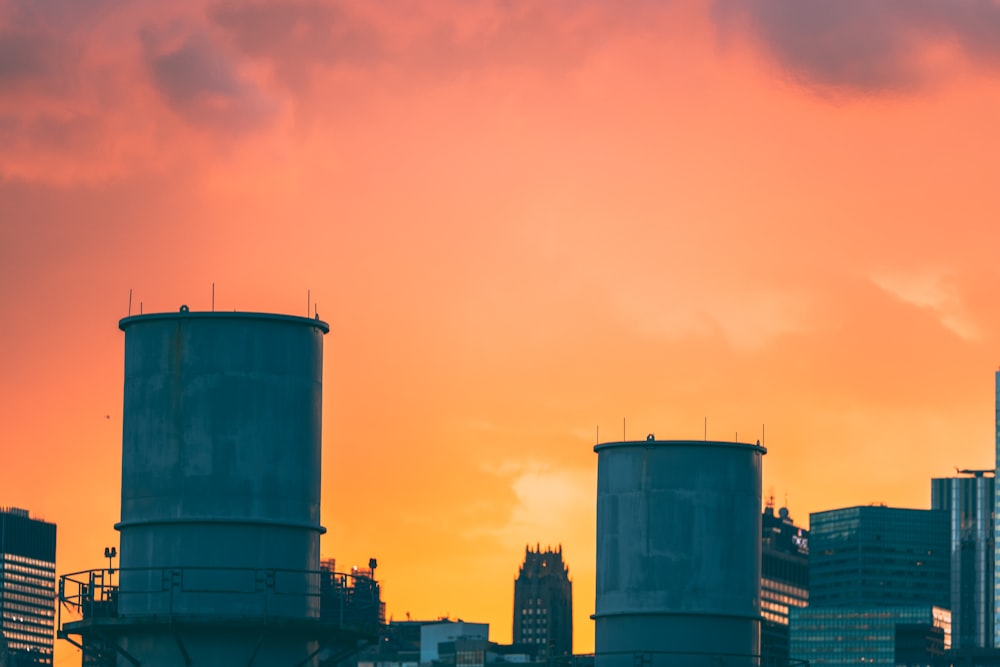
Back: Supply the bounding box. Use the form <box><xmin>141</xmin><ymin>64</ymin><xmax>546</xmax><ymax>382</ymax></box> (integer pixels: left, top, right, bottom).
<box><xmin>869</xmin><ymin>267</ymin><xmax>981</xmax><ymax>340</ymax></box>
<box><xmin>475</xmin><ymin>460</ymin><xmax>594</xmax><ymax>551</ymax></box>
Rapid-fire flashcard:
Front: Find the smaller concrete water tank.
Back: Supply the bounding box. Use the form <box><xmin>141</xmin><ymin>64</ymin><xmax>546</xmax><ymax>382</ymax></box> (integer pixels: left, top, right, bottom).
<box><xmin>594</xmin><ymin>437</ymin><xmax>765</xmax><ymax>667</ymax></box>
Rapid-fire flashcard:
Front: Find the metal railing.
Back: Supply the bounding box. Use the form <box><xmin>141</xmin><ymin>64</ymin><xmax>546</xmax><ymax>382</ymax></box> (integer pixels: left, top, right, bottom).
<box><xmin>58</xmin><ymin>566</ymin><xmax>380</xmax><ymax>638</ymax></box>
<box><xmin>569</xmin><ymin>652</ymin><xmax>808</xmax><ymax>667</ymax></box>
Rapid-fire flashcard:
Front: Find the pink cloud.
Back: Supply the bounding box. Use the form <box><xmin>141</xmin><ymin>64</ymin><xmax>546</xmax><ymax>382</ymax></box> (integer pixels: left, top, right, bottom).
<box><xmin>714</xmin><ymin>0</ymin><xmax>1000</xmax><ymax>92</ymax></box>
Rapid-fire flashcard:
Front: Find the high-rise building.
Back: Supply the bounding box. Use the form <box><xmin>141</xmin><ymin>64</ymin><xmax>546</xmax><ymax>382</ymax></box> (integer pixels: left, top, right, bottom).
<box><xmin>513</xmin><ymin>545</ymin><xmax>572</xmax><ymax>660</ymax></box>
<box><xmin>994</xmin><ymin>369</ymin><xmax>1000</xmax><ymax>648</ymax></box>
<box><xmin>790</xmin><ymin>505</ymin><xmax>950</xmax><ymax>667</ymax></box>
<box><xmin>932</xmin><ymin>471</ymin><xmax>995</xmax><ymax>649</ymax></box>
<box><xmin>807</xmin><ymin>505</ymin><xmax>949</xmax><ymax>608</ymax></box>
<box><xmin>0</xmin><ymin>507</ymin><xmax>56</xmax><ymax>666</ymax></box>
<box><xmin>760</xmin><ymin>502</ymin><xmax>809</xmax><ymax>666</ymax></box>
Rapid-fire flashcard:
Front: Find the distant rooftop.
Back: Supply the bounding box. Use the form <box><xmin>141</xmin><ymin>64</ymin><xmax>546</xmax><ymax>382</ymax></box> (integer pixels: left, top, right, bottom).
<box><xmin>0</xmin><ymin>507</ymin><xmax>29</xmax><ymax>518</ymax></box>
<box><xmin>0</xmin><ymin>506</ymin><xmax>53</xmax><ymax>523</ymax></box>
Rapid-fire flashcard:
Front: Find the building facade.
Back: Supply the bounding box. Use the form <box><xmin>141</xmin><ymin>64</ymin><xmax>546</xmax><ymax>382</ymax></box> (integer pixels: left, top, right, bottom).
<box><xmin>760</xmin><ymin>503</ymin><xmax>809</xmax><ymax>666</ymax></box>
<box><xmin>513</xmin><ymin>545</ymin><xmax>572</xmax><ymax>660</ymax></box>
<box><xmin>421</xmin><ymin>621</ymin><xmax>489</xmax><ymax>665</ymax></box>
<box><xmin>790</xmin><ymin>505</ymin><xmax>950</xmax><ymax>666</ymax></box>
<box><xmin>808</xmin><ymin>505</ymin><xmax>949</xmax><ymax>609</ymax></box>
<box><xmin>0</xmin><ymin>507</ymin><xmax>56</xmax><ymax>666</ymax></box>
<box><xmin>790</xmin><ymin>605</ymin><xmax>950</xmax><ymax>666</ymax></box>
<box><xmin>932</xmin><ymin>472</ymin><xmax>995</xmax><ymax>649</ymax></box>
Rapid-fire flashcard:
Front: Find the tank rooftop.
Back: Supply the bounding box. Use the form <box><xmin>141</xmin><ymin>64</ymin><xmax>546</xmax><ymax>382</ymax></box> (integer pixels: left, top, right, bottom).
<box><xmin>119</xmin><ymin>308</ymin><xmax>330</xmax><ymax>333</ymax></box>
<box><xmin>594</xmin><ymin>438</ymin><xmax>767</xmax><ymax>453</ymax></box>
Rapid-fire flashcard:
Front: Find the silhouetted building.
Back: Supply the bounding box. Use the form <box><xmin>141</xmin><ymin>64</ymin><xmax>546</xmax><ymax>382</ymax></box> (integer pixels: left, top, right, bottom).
<box><xmin>0</xmin><ymin>507</ymin><xmax>56</xmax><ymax>666</ymax></box>
<box><xmin>513</xmin><ymin>545</ymin><xmax>572</xmax><ymax>660</ymax></box>
<box><xmin>932</xmin><ymin>472</ymin><xmax>995</xmax><ymax>649</ymax></box>
<box><xmin>790</xmin><ymin>505</ymin><xmax>951</xmax><ymax>667</ymax></box>
<box><xmin>760</xmin><ymin>502</ymin><xmax>808</xmax><ymax>666</ymax></box>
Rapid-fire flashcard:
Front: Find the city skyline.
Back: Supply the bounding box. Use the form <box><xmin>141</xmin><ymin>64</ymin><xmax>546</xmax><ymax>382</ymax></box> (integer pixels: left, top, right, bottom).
<box><xmin>4</xmin><ymin>1</ymin><xmax>1000</xmax><ymax>665</ymax></box>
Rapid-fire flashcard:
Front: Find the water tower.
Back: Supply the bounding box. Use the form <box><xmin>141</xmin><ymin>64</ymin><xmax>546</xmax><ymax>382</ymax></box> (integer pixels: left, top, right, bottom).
<box><xmin>593</xmin><ymin>436</ymin><xmax>765</xmax><ymax>667</ymax></box>
<box><xmin>59</xmin><ymin>308</ymin><xmax>379</xmax><ymax>666</ymax></box>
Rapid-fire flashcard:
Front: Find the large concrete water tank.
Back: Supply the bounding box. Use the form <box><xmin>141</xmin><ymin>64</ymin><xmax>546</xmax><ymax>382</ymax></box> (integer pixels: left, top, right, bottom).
<box><xmin>115</xmin><ymin>309</ymin><xmax>329</xmax><ymax>665</ymax></box>
<box><xmin>594</xmin><ymin>437</ymin><xmax>765</xmax><ymax>667</ymax></box>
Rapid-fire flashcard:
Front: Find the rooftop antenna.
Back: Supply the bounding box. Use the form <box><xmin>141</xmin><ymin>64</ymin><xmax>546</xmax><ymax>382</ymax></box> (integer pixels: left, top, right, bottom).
<box><xmin>128</xmin><ymin>288</ymin><xmax>132</xmax><ymax>317</ymax></box>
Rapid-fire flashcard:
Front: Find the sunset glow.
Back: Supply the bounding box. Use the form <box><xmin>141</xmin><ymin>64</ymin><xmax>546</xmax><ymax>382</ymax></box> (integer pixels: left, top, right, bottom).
<box><xmin>3</xmin><ymin>1</ymin><xmax>1000</xmax><ymax>664</ymax></box>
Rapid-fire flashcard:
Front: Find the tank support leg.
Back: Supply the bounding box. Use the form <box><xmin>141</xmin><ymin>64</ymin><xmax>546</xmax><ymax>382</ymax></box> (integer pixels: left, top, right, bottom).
<box><xmin>246</xmin><ymin>630</ymin><xmax>269</xmax><ymax>666</ymax></box>
<box><xmin>172</xmin><ymin>628</ymin><xmax>193</xmax><ymax>666</ymax></box>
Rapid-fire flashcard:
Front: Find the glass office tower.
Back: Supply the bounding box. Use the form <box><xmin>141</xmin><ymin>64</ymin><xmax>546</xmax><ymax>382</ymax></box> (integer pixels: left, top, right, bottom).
<box><xmin>0</xmin><ymin>507</ymin><xmax>57</xmax><ymax>666</ymax></box>
<box><xmin>791</xmin><ymin>505</ymin><xmax>950</xmax><ymax>666</ymax></box>
<box><xmin>995</xmin><ymin>370</ymin><xmax>1000</xmax><ymax>648</ymax></box>
<box><xmin>932</xmin><ymin>472</ymin><xmax>995</xmax><ymax>649</ymax></box>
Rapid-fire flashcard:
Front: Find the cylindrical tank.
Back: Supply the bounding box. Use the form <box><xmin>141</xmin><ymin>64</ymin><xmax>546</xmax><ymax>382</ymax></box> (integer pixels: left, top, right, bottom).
<box><xmin>114</xmin><ymin>309</ymin><xmax>329</xmax><ymax>665</ymax></box>
<box><xmin>594</xmin><ymin>437</ymin><xmax>765</xmax><ymax>667</ymax></box>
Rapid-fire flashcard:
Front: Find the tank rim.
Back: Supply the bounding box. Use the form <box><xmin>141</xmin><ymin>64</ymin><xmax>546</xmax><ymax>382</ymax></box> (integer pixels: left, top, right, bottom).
<box><xmin>593</xmin><ymin>439</ymin><xmax>766</xmax><ymax>454</ymax></box>
<box><xmin>119</xmin><ymin>310</ymin><xmax>330</xmax><ymax>334</ymax></box>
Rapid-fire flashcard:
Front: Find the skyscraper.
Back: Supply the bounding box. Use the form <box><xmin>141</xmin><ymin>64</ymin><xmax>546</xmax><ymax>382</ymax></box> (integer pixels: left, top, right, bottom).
<box><xmin>0</xmin><ymin>507</ymin><xmax>56</xmax><ymax>666</ymax></box>
<box><xmin>995</xmin><ymin>368</ymin><xmax>1000</xmax><ymax>648</ymax></box>
<box><xmin>932</xmin><ymin>471</ymin><xmax>995</xmax><ymax>649</ymax></box>
<box><xmin>760</xmin><ymin>503</ymin><xmax>809</xmax><ymax>665</ymax></box>
<box><xmin>790</xmin><ymin>505</ymin><xmax>950</xmax><ymax>667</ymax></box>
<box><xmin>806</xmin><ymin>505</ymin><xmax>949</xmax><ymax>608</ymax></box>
<box><xmin>513</xmin><ymin>545</ymin><xmax>572</xmax><ymax>660</ymax></box>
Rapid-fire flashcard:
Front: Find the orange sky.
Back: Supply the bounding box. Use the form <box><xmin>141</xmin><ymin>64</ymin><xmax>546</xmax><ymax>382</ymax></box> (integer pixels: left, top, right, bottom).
<box><xmin>3</xmin><ymin>0</ymin><xmax>1000</xmax><ymax>664</ymax></box>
